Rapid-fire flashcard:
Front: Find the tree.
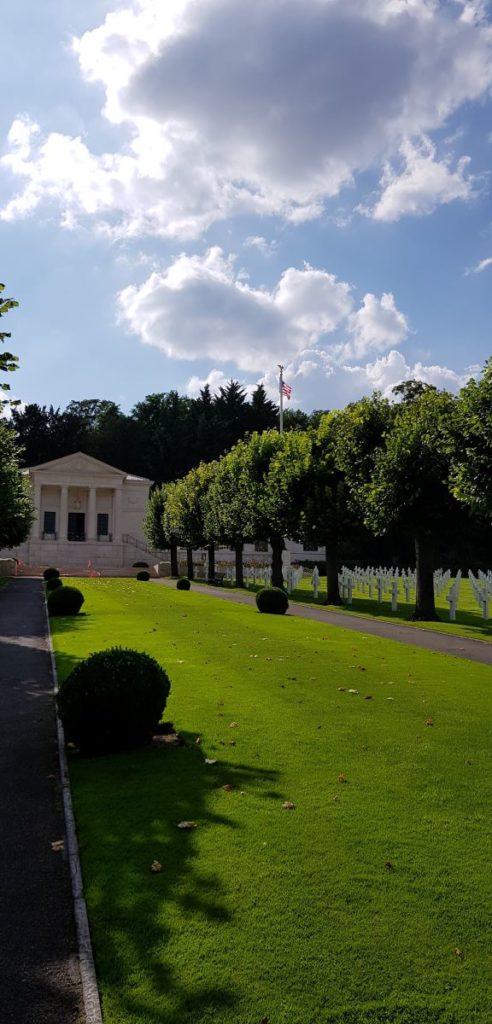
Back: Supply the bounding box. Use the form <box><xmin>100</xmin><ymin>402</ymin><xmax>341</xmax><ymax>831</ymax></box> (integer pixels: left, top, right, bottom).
<box><xmin>303</xmin><ymin>413</ymin><xmax>358</xmax><ymax>604</ymax></box>
<box><xmin>339</xmin><ymin>390</ymin><xmax>459</xmax><ymax>620</ymax></box>
<box><xmin>205</xmin><ymin>442</ymin><xmax>253</xmax><ymax>587</ymax></box>
<box><xmin>452</xmin><ymin>360</ymin><xmax>492</xmax><ymax>520</ymax></box>
<box><xmin>0</xmin><ymin>423</ymin><xmax>34</xmax><ymax>548</ymax></box>
<box><xmin>164</xmin><ymin>462</ymin><xmax>218</xmax><ymax>580</ymax></box>
<box><xmin>241</xmin><ymin>429</ymin><xmax>312</xmax><ymax>588</ymax></box>
<box><xmin>0</xmin><ymin>283</ymin><xmax>20</xmax><ymax>409</ymax></box>
<box><xmin>143</xmin><ymin>484</ymin><xmax>179</xmax><ymax>575</ymax></box>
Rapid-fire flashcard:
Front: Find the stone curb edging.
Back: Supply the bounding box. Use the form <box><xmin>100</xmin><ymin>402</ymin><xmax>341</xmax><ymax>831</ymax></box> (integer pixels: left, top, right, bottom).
<box><xmin>44</xmin><ymin>599</ymin><xmax>104</xmax><ymax>1024</ymax></box>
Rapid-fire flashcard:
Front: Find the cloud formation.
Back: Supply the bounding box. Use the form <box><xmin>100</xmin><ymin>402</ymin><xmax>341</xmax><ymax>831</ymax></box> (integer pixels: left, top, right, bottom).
<box><xmin>1</xmin><ymin>0</ymin><xmax>491</xmax><ymax>236</ymax></box>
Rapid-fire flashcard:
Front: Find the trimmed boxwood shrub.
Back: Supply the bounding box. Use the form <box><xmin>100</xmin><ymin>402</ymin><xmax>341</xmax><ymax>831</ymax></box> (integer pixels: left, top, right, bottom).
<box><xmin>136</xmin><ymin>570</ymin><xmax>150</xmax><ymax>581</ymax></box>
<box><xmin>133</xmin><ymin>561</ymin><xmax>149</xmax><ymax>568</ymax></box>
<box><xmin>47</xmin><ymin>585</ymin><xmax>85</xmax><ymax>616</ymax></box>
<box><xmin>176</xmin><ymin>577</ymin><xmax>191</xmax><ymax>590</ymax></box>
<box><xmin>256</xmin><ymin>586</ymin><xmax>289</xmax><ymax>615</ymax></box>
<box><xmin>57</xmin><ymin>646</ymin><xmax>171</xmax><ymax>754</ymax></box>
<box><xmin>43</xmin><ymin>567</ymin><xmax>60</xmax><ymax>581</ymax></box>
<box><xmin>46</xmin><ymin>577</ymin><xmax>63</xmax><ymax>592</ymax></box>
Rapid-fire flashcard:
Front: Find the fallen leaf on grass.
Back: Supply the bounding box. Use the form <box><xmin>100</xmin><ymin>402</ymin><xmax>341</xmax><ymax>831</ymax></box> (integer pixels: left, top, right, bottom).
<box><xmin>347</xmin><ymin>688</ymin><xmax>359</xmax><ymax>695</ymax></box>
<box><xmin>453</xmin><ymin>948</ymin><xmax>464</xmax><ymax>959</ymax></box>
<box><xmin>365</xmin><ymin>695</ymin><xmax>373</xmax><ymax>701</ymax></box>
<box><xmin>204</xmin><ymin>758</ymin><xmax>217</xmax><ymax>765</ymax></box>
<box><xmin>260</xmin><ymin>1018</ymin><xmax>269</xmax><ymax>1023</ymax></box>
<box><xmin>425</xmin><ymin>718</ymin><xmax>434</xmax><ymax>727</ymax></box>
<box><xmin>51</xmin><ymin>840</ymin><xmax>64</xmax><ymax>852</ymax></box>
<box><xmin>384</xmin><ymin>861</ymin><xmax>395</xmax><ymax>872</ymax></box>
<box><xmin>150</xmin><ymin>860</ymin><xmax>162</xmax><ymax>873</ymax></box>
<box><xmin>386</xmin><ymin>697</ymin><xmax>395</xmax><ymax>701</ymax></box>
<box><xmin>229</xmin><ymin>722</ymin><xmax>238</xmax><ymax>728</ymax></box>
<box><xmin>195</xmin><ymin>736</ymin><xmax>201</xmax><ymax>745</ymax></box>
<box><xmin>282</xmin><ymin>801</ymin><xmax>295</xmax><ymax>810</ymax></box>
<box><xmin>338</xmin><ymin>773</ymin><xmax>347</xmax><ymax>783</ymax></box>
<box><xmin>177</xmin><ymin>821</ymin><xmax>198</xmax><ymax>830</ymax></box>
<box><xmin>222</xmin><ymin>784</ymin><xmax>234</xmax><ymax>791</ymax></box>
<box><xmin>357</xmin><ymin>666</ymin><xmax>367</xmax><ymax>672</ymax></box>
<box><xmin>229</xmin><ymin>740</ymin><xmax>236</xmax><ymax>747</ymax></box>
<box><xmin>337</xmin><ymin>687</ymin><xmax>346</xmax><ymax>692</ymax></box>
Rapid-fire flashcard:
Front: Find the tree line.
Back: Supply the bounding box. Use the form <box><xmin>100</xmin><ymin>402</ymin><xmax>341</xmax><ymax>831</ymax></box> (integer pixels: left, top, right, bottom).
<box><xmin>4</xmin><ymin>385</ymin><xmax>320</xmax><ymax>483</ymax></box>
<box><xmin>144</xmin><ymin>369</ymin><xmax>492</xmax><ymax>621</ymax></box>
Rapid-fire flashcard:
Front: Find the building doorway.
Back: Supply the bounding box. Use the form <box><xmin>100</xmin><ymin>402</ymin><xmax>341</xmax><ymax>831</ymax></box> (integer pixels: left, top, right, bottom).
<box><xmin>68</xmin><ymin>512</ymin><xmax>86</xmax><ymax>541</ymax></box>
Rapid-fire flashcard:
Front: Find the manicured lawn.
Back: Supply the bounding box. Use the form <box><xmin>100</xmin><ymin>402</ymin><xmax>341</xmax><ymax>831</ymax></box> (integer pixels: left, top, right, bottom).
<box><xmin>52</xmin><ymin>580</ymin><xmax>492</xmax><ymax>1024</ymax></box>
<box><xmin>216</xmin><ymin>577</ymin><xmax>492</xmax><ymax>644</ymax></box>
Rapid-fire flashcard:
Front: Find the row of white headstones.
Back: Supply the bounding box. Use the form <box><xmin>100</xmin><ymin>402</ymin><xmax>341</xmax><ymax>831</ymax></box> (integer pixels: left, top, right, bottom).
<box><xmin>222</xmin><ymin>562</ymin><xmax>491</xmax><ymax>620</ymax></box>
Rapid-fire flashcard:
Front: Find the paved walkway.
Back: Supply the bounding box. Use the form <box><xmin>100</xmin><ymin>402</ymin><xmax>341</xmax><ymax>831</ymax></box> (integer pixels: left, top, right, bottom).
<box><xmin>0</xmin><ymin>578</ymin><xmax>84</xmax><ymax>1024</ymax></box>
<box><xmin>157</xmin><ymin>579</ymin><xmax>492</xmax><ymax>666</ymax></box>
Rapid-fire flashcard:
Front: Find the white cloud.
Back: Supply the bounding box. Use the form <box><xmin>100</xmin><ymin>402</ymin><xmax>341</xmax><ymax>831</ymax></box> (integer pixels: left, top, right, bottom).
<box><xmin>1</xmin><ymin>0</ymin><xmax>491</xmax><ymax>236</ymax></box>
<box><xmin>244</xmin><ymin>236</ymin><xmax>278</xmax><ymax>257</ymax></box>
<box><xmin>344</xmin><ymin>292</ymin><xmax>410</xmax><ymax>358</ymax></box>
<box><xmin>117</xmin><ymin>248</ymin><xmax>356</xmax><ymax>372</ymax></box>
<box><xmin>466</xmin><ymin>255</ymin><xmax>492</xmax><ymax>275</ymax></box>
<box><xmin>368</xmin><ymin>136</ymin><xmax>477</xmax><ymax>221</ymax></box>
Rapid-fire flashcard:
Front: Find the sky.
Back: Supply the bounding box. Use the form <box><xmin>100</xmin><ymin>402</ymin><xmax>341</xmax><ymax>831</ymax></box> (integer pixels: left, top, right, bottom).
<box><xmin>1</xmin><ymin>0</ymin><xmax>491</xmax><ymax>414</ymax></box>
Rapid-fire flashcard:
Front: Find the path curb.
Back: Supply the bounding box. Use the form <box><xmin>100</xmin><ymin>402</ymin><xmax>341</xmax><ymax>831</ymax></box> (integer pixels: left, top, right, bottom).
<box><xmin>45</xmin><ymin>600</ymin><xmax>103</xmax><ymax>1024</ymax></box>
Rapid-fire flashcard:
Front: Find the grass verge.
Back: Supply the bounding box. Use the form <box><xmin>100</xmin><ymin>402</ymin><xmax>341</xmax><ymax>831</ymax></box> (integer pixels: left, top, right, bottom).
<box><xmin>52</xmin><ymin>579</ymin><xmax>492</xmax><ymax>1024</ymax></box>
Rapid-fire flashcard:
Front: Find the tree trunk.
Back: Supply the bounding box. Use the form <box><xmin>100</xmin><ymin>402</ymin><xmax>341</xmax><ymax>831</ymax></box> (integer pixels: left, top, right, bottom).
<box><xmin>186</xmin><ymin>546</ymin><xmax>194</xmax><ymax>580</ymax></box>
<box><xmin>270</xmin><ymin>533</ymin><xmax>285</xmax><ymax>589</ymax></box>
<box><xmin>324</xmin><ymin>538</ymin><xmax>342</xmax><ymax>605</ymax></box>
<box><xmin>170</xmin><ymin>538</ymin><xmax>179</xmax><ymax>578</ymax></box>
<box><xmin>413</xmin><ymin>531</ymin><xmax>439</xmax><ymax>620</ymax></box>
<box><xmin>207</xmin><ymin>542</ymin><xmax>216</xmax><ymax>581</ymax></box>
<box><xmin>234</xmin><ymin>541</ymin><xmax>244</xmax><ymax>588</ymax></box>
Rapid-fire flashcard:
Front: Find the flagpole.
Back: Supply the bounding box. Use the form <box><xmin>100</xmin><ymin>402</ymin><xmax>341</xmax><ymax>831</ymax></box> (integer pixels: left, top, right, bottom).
<box><xmin>278</xmin><ymin>364</ymin><xmax>284</xmax><ymax>435</ymax></box>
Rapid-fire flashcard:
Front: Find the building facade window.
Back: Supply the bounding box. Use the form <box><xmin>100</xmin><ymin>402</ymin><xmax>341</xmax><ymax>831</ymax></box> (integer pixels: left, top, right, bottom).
<box><xmin>97</xmin><ymin>513</ymin><xmax>109</xmax><ymax>538</ymax></box>
<box><xmin>43</xmin><ymin>511</ymin><xmax>56</xmax><ymax>538</ymax></box>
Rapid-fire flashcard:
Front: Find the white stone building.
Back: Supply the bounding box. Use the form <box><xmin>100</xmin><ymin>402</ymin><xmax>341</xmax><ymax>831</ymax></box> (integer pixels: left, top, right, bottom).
<box><xmin>1</xmin><ymin>452</ymin><xmax>153</xmax><ymax>570</ymax></box>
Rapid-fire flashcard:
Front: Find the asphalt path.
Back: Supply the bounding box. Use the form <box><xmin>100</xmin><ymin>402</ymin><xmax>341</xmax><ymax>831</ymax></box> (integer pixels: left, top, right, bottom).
<box><xmin>0</xmin><ymin>578</ymin><xmax>83</xmax><ymax>1024</ymax></box>
<box><xmin>156</xmin><ymin>579</ymin><xmax>492</xmax><ymax>666</ymax></box>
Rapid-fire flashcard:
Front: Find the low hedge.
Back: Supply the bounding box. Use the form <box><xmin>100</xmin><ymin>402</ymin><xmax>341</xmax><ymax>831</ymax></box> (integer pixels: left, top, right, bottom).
<box><xmin>136</xmin><ymin>570</ymin><xmax>150</xmax><ymax>581</ymax></box>
<box><xmin>57</xmin><ymin>646</ymin><xmax>171</xmax><ymax>754</ymax></box>
<box><xmin>256</xmin><ymin>586</ymin><xmax>289</xmax><ymax>615</ymax></box>
<box><xmin>47</xmin><ymin>585</ymin><xmax>84</xmax><ymax>616</ymax></box>
<box><xmin>43</xmin><ymin>567</ymin><xmax>60</xmax><ymax>581</ymax></box>
<box><xmin>46</xmin><ymin>577</ymin><xmax>63</xmax><ymax>592</ymax></box>
<box><xmin>176</xmin><ymin>577</ymin><xmax>191</xmax><ymax>590</ymax></box>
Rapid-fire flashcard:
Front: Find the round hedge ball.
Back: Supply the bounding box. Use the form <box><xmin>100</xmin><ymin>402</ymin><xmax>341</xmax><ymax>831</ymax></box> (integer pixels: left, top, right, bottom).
<box><xmin>256</xmin><ymin>586</ymin><xmax>289</xmax><ymax>615</ymax></box>
<box><xmin>136</xmin><ymin>570</ymin><xmax>150</xmax><ymax>581</ymax></box>
<box><xmin>57</xmin><ymin>646</ymin><xmax>171</xmax><ymax>754</ymax></box>
<box><xmin>46</xmin><ymin>576</ymin><xmax>63</xmax><ymax>592</ymax></box>
<box><xmin>43</xmin><ymin>567</ymin><xmax>60</xmax><ymax>581</ymax></box>
<box><xmin>176</xmin><ymin>577</ymin><xmax>191</xmax><ymax>590</ymax></box>
<box><xmin>47</xmin><ymin>585</ymin><xmax>85</xmax><ymax>617</ymax></box>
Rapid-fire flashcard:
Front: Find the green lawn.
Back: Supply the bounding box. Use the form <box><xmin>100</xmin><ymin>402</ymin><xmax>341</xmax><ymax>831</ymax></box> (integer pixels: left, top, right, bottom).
<box><xmin>214</xmin><ymin>576</ymin><xmax>492</xmax><ymax>644</ymax></box>
<box><xmin>52</xmin><ymin>580</ymin><xmax>492</xmax><ymax>1024</ymax></box>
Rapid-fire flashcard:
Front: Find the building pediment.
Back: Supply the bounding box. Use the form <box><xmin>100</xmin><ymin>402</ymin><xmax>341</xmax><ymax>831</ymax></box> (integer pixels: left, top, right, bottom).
<box><xmin>29</xmin><ymin>452</ymin><xmax>128</xmax><ymax>479</ymax></box>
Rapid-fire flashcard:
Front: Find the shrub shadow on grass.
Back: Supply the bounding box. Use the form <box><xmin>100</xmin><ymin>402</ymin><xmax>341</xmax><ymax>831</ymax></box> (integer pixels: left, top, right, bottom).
<box><xmin>69</xmin><ymin>731</ymin><xmax>280</xmax><ymax>1023</ymax></box>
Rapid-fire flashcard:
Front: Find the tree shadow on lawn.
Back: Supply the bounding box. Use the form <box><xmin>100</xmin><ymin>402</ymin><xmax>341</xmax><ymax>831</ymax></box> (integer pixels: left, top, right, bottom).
<box><xmin>69</xmin><ymin>728</ymin><xmax>281</xmax><ymax>1024</ymax></box>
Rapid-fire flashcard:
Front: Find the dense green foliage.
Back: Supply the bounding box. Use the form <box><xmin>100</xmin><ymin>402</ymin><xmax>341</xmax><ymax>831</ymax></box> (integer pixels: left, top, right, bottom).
<box><xmin>0</xmin><ymin>421</ymin><xmax>34</xmax><ymax>548</ymax></box>
<box><xmin>0</xmin><ymin>283</ymin><xmax>20</xmax><ymax>408</ymax></box>
<box><xmin>176</xmin><ymin>577</ymin><xmax>191</xmax><ymax>590</ymax></box>
<box><xmin>255</xmin><ymin>586</ymin><xmax>289</xmax><ymax>614</ymax></box>
<box><xmin>57</xmin><ymin>645</ymin><xmax>171</xmax><ymax>754</ymax></box>
<box><xmin>43</xmin><ymin>567</ymin><xmax>60</xmax><ymax>580</ymax></box>
<box><xmin>52</xmin><ymin>581</ymin><xmax>492</xmax><ymax>1024</ymax></box>
<box><xmin>47</xmin><ymin>584</ymin><xmax>85</xmax><ymax>616</ymax></box>
<box><xmin>46</xmin><ymin>576</ymin><xmax>63</xmax><ymax>591</ymax></box>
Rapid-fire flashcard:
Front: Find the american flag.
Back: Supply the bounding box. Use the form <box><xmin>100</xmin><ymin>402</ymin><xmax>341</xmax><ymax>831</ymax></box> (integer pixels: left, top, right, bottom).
<box><xmin>281</xmin><ymin>380</ymin><xmax>292</xmax><ymax>400</ymax></box>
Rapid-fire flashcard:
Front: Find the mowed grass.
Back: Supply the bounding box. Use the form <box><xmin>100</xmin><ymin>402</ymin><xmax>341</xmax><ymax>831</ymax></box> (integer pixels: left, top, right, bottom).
<box><xmin>218</xmin><ymin>576</ymin><xmax>492</xmax><ymax>643</ymax></box>
<box><xmin>52</xmin><ymin>580</ymin><xmax>492</xmax><ymax>1024</ymax></box>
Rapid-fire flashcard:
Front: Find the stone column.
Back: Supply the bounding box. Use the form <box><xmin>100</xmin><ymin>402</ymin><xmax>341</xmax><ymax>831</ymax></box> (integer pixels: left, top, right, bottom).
<box><xmin>112</xmin><ymin>487</ymin><xmax>122</xmax><ymax>542</ymax></box>
<box><xmin>87</xmin><ymin>487</ymin><xmax>97</xmax><ymax>541</ymax></box>
<box><xmin>59</xmin><ymin>486</ymin><xmax>68</xmax><ymax>541</ymax></box>
<box><xmin>33</xmin><ymin>482</ymin><xmax>42</xmax><ymax>539</ymax></box>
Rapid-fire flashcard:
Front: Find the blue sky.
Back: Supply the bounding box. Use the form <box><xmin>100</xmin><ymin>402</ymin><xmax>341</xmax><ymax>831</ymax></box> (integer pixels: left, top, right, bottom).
<box><xmin>1</xmin><ymin>0</ymin><xmax>491</xmax><ymax>413</ymax></box>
